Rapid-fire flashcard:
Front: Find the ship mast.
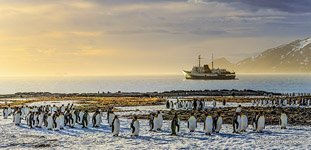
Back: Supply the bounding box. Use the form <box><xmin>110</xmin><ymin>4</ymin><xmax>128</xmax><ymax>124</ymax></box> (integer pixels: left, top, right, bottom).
<box><xmin>198</xmin><ymin>55</ymin><xmax>202</xmax><ymax>67</ymax></box>
<box><xmin>212</xmin><ymin>53</ymin><xmax>214</xmax><ymax>69</ymax></box>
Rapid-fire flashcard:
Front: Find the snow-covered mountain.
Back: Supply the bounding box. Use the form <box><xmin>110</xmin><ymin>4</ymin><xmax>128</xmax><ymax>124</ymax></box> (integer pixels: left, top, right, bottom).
<box><xmin>212</xmin><ymin>37</ymin><xmax>311</xmax><ymax>73</ymax></box>
<box><xmin>236</xmin><ymin>37</ymin><xmax>311</xmax><ymax>73</ymax></box>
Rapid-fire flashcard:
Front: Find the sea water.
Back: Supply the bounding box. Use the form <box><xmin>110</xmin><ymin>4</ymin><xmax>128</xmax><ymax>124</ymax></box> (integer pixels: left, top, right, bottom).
<box><xmin>0</xmin><ymin>74</ymin><xmax>310</xmax><ymax>94</ymax></box>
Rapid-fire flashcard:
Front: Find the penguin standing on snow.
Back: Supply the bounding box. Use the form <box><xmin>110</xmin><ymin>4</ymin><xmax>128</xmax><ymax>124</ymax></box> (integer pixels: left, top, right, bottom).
<box><xmin>46</xmin><ymin>113</ymin><xmax>54</xmax><ymax>130</ymax></box>
<box><xmin>171</xmin><ymin>113</ymin><xmax>180</xmax><ymax>136</ymax></box>
<box><xmin>3</xmin><ymin>107</ymin><xmax>9</xmax><ymax>119</ymax></box>
<box><xmin>149</xmin><ymin>113</ymin><xmax>155</xmax><ymax>131</ymax></box>
<box><xmin>55</xmin><ymin>113</ymin><xmax>61</xmax><ymax>131</ymax></box>
<box><xmin>232</xmin><ymin>112</ymin><xmax>240</xmax><ymax>133</ymax></box>
<box><xmin>108</xmin><ymin>112</ymin><xmax>115</xmax><ymax>127</ymax></box>
<box><xmin>112</xmin><ymin>115</ymin><xmax>120</xmax><ymax>136</ymax></box>
<box><xmin>13</xmin><ymin>109</ymin><xmax>22</xmax><ymax>126</ymax></box>
<box><xmin>59</xmin><ymin>112</ymin><xmax>65</xmax><ymax>129</ymax></box>
<box><xmin>79</xmin><ymin>111</ymin><xmax>85</xmax><ymax>124</ymax></box>
<box><xmin>187</xmin><ymin>112</ymin><xmax>197</xmax><ymax>132</ymax></box>
<box><xmin>93</xmin><ymin>110</ymin><xmax>102</xmax><ymax>127</ymax></box>
<box><xmin>252</xmin><ymin>112</ymin><xmax>259</xmax><ymax>131</ymax></box>
<box><xmin>280</xmin><ymin>110</ymin><xmax>288</xmax><ymax>129</ymax></box>
<box><xmin>213</xmin><ymin>112</ymin><xmax>223</xmax><ymax>133</ymax></box>
<box><xmin>38</xmin><ymin>111</ymin><xmax>44</xmax><ymax>128</ymax></box>
<box><xmin>82</xmin><ymin>111</ymin><xmax>90</xmax><ymax>128</ymax></box>
<box><xmin>131</xmin><ymin>115</ymin><xmax>140</xmax><ymax>136</ymax></box>
<box><xmin>156</xmin><ymin>111</ymin><xmax>163</xmax><ymax>131</ymax></box>
<box><xmin>240</xmin><ymin>113</ymin><xmax>248</xmax><ymax>132</ymax></box>
<box><xmin>204</xmin><ymin>112</ymin><xmax>213</xmax><ymax>135</ymax></box>
<box><xmin>256</xmin><ymin>111</ymin><xmax>265</xmax><ymax>133</ymax></box>
<box><xmin>70</xmin><ymin>110</ymin><xmax>76</xmax><ymax>127</ymax></box>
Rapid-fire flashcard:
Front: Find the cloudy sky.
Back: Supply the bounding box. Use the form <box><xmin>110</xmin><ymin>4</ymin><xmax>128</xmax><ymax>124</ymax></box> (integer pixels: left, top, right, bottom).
<box><xmin>0</xmin><ymin>0</ymin><xmax>310</xmax><ymax>76</ymax></box>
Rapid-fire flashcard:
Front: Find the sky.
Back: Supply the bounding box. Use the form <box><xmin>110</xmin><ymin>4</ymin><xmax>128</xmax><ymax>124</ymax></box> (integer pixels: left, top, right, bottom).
<box><xmin>0</xmin><ymin>0</ymin><xmax>310</xmax><ymax>76</ymax></box>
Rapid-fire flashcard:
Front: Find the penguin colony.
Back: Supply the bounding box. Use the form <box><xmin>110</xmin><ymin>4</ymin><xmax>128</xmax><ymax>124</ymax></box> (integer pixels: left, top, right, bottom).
<box><xmin>166</xmin><ymin>97</ymin><xmax>311</xmax><ymax>111</ymax></box>
<box><xmin>2</xmin><ymin>101</ymin><xmax>292</xmax><ymax>137</ymax></box>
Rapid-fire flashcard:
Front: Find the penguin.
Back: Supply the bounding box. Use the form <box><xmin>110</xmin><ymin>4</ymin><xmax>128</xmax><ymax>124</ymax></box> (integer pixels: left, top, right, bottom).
<box><xmin>204</xmin><ymin>113</ymin><xmax>213</xmax><ymax>135</ymax></box>
<box><xmin>93</xmin><ymin>110</ymin><xmax>102</xmax><ymax>127</ymax></box>
<box><xmin>38</xmin><ymin>111</ymin><xmax>44</xmax><ymax>128</ymax></box>
<box><xmin>240</xmin><ymin>113</ymin><xmax>248</xmax><ymax>132</ymax></box>
<box><xmin>232</xmin><ymin>112</ymin><xmax>240</xmax><ymax>133</ymax></box>
<box><xmin>256</xmin><ymin>112</ymin><xmax>265</xmax><ymax>133</ymax></box>
<box><xmin>112</xmin><ymin>115</ymin><xmax>120</xmax><ymax>136</ymax></box>
<box><xmin>187</xmin><ymin>112</ymin><xmax>197</xmax><ymax>132</ymax></box>
<box><xmin>14</xmin><ymin>110</ymin><xmax>22</xmax><ymax>126</ymax></box>
<box><xmin>82</xmin><ymin>111</ymin><xmax>90</xmax><ymax>128</ymax></box>
<box><xmin>3</xmin><ymin>107</ymin><xmax>9</xmax><ymax>119</ymax></box>
<box><xmin>149</xmin><ymin>113</ymin><xmax>155</xmax><ymax>131</ymax></box>
<box><xmin>46</xmin><ymin>114</ymin><xmax>54</xmax><ymax>130</ymax></box>
<box><xmin>34</xmin><ymin>112</ymin><xmax>39</xmax><ymax>127</ymax></box>
<box><xmin>153</xmin><ymin>113</ymin><xmax>159</xmax><ymax>131</ymax></box>
<box><xmin>55</xmin><ymin>113</ymin><xmax>61</xmax><ymax>131</ymax></box>
<box><xmin>108</xmin><ymin>112</ymin><xmax>115</xmax><ymax>127</ymax></box>
<box><xmin>214</xmin><ymin>112</ymin><xmax>223</xmax><ymax>133</ymax></box>
<box><xmin>171</xmin><ymin>113</ymin><xmax>180</xmax><ymax>136</ymax></box>
<box><xmin>74</xmin><ymin>109</ymin><xmax>80</xmax><ymax>123</ymax></box>
<box><xmin>252</xmin><ymin>112</ymin><xmax>258</xmax><ymax>131</ymax></box>
<box><xmin>59</xmin><ymin>113</ymin><xmax>65</xmax><ymax>129</ymax></box>
<box><xmin>131</xmin><ymin>115</ymin><xmax>140</xmax><ymax>136</ymax></box>
<box><xmin>280</xmin><ymin>110</ymin><xmax>288</xmax><ymax>129</ymax></box>
<box><xmin>157</xmin><ymin>111</ymin><xmax>163</xmax><ymax>130</ymax></box>
<box><xmin>70</xmin><ymin>110</ymin><xmax>76</xmax><ymax>127</ymax></box>
<box><xmin>28</xmin><ymin>112</ymin><xmax>35</xmax><ymax>128</ymax></box>
<box><xmin>79</xmin><ymin>111</ymin><xmax>85</xmax><ymax>124</ymax></box>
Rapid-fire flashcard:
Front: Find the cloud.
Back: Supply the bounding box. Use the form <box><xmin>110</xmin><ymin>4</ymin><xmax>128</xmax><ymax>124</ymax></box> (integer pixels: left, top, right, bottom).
<box><xmin>200</xmin><ymin>0</ymin><xmax>311</xmax><ymax>14</ymax></box>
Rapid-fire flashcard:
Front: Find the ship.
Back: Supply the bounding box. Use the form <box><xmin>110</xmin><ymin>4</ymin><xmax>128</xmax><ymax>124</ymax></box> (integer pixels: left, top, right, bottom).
<box><xmin>183</xmin><ymin>55</ymin><xmax>236</xmax><ymax>80</ymax></box>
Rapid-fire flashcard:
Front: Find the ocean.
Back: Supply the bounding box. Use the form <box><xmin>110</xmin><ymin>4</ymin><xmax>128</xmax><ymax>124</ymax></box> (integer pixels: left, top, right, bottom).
<box><xmin>0</xmin><ymin>74</ymin><xmax>310</xmax><ymax>94</ymax></box>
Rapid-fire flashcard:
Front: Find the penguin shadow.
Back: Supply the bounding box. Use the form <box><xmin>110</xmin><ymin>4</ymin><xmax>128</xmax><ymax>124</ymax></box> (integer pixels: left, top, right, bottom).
<box><xmin>286</xmin><ymin>127</ymin><xmax>311</xmax><ymax>132</ymax></box>
<box><xmin>121</xmin><ymin>135</ymin><xmax>173</xmax><ymax>142</ymax></box>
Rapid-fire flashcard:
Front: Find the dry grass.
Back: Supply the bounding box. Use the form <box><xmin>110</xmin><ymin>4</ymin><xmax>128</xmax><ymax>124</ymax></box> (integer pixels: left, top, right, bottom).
<box><xmin>0</xmin><ymin>96</ymin><xmax>166</xmax><ymax>112</ymax></box>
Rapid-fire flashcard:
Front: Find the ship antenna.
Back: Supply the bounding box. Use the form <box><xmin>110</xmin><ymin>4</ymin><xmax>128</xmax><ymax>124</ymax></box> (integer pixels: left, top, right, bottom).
<box><xmin>198</xmin><ymin>55</ymin><xmax>201</xmax><ymax>67</ymax></box>
<box><xmin>212</xmin><ymin>53</ymin><xmax>214</xmax><ymax>69</ymax></box>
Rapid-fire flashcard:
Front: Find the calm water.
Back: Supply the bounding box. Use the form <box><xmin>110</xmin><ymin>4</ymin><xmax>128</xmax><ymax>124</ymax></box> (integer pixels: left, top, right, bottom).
<box><xmin>0</xmin><ymin>74</ymin><xmax>310</xmax><ymax>94</ymax></box>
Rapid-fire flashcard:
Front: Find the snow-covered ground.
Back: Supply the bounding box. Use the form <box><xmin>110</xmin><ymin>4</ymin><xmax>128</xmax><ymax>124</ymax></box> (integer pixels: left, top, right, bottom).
<box><xmin>1</xmin><ymin>110</ymin><xmax>310</xmax><ymax>149</ymax></box>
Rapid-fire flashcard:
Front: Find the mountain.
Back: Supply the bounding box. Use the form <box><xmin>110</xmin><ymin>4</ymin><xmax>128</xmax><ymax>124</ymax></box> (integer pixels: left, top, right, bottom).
<box><xmin>236</xmin><ymin>37</ymin><xmax>311</xmax><ymax>73</ymax></box>
<box><xmin>210</xmin><ymin>37</ymin><xmax>311</xmax><ymax>73</ymax></box>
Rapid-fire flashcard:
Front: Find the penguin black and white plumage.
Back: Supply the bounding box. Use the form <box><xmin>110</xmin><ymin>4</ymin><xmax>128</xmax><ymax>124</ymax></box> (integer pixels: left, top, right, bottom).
<box><xmin>204</xmin><ymin>115</ymin><xmax>213</xmax><ymax>135</ymax></box>
<box><xmin>280</xmin><ymin>111</ymin><xmax>288</xmax><ymax>129</ymax></box>
<box><xmin>55</xmin><ymin>114</ymin><xmax>61</xmax><ymax>131</ymax></box>
<box><xmin>212</xmin><ymin>100</ymin><xmax>216</xmax><ymax>108</ymax></box>
<box><xmin>59</xmin><ymin>113</ymin><xmax>65</xmax><ymax>129</ymax></box>
<box><xmin>232</xmin><ymin>112</ymin><xmax>240</xmax><ymax>133</ymax></box>
<box><xmin>46</xmin><ymin>114</ymin><xmax>54</xmax><ymax>130</ymax></box>
<box><xmin>14</xmin><ymin>110</ymin><xmax>22</xmax><ymax>126</ymax></box>
<box><xmin>256</xmin><ymin>112</ymin><xmax>265</xmax><ymax>133</ymax></box>
<box><xmin>171</xmin><ymin>113</ymin><xmax>180</xmax><ymax>136</ymax></box>
<box><xmin>70</xmin><ymin>110</ymin><xmax>76</xmax><ymax>127</ymax></box>
<box><xmin>252</xmin><ymin>112</ymin><xmax>258</xmax><ymax>131</ymax></box>
<box><xmin>79</xmin><ymin>111</ymin><xmax>85</xmax><ymax>124</ymax></box>
<box><xmin>38</xmin><ymin>112</ymin><xmax>44</xmax><ymax>127</ymax></box>
<box><xmin>149</xmin><ymin>113</ymin><xmax>155</xmax><ymax>131</ymax></box>
<box><xmin>3</xmin><ymin>107</ymin><xmax>9</xmax><ymax>119</ymax></box>
<box><xmin>187</xmin><ymin>113</ymin><xmax>197</xmax><ymax>132</ymax></box>
<box><xmin>112</xmin><ymin>116</ymin><xmax>120</xmax><ymax>136</ymax></box>
<box><xmin>240</xmin><ymin>114</ymin><xmax>248</xmax><ymax>132</ymax></box>
<box><xmin>131</xmin><ymin>116</ymin><xmax>140</xmax><ymax>136</ymax></box>
<box><xmin>82</xmin><ymin>111</ymin><xmax>90</xmax><ymax>128</ymax></box>
<box><xmin>156</xmin><ymin>111</ymin><xmax>163</xmax><ymax>131</ymax></box>
<box><xmin>93</xmin><ymin>110</ymin><xmax>102</xmax><ymax>127</ymax></box>
<box><xmin>153</xmin><ymin>113</ymin><xmax>159</xmax><ymax>131</ymax></box>
<box><xmin>108</xmin><ymin>112</ymin><xmax>115</xmax><ymax>127</ymax></box>
<box><xmin>214</xmin><ymin>113</ymin><xmax>223</xmax><ymax>133</ymax></box>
